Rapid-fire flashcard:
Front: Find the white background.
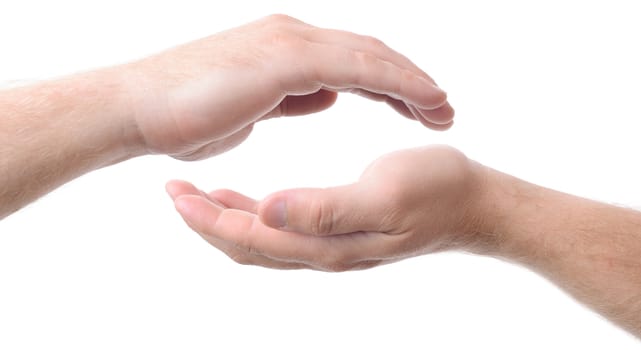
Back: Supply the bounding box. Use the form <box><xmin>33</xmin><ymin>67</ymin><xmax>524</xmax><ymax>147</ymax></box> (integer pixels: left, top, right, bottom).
<box><xmin>1</xmin><ymin>0</ymin><xmax>640</xmax><ymax>348</ymax></box>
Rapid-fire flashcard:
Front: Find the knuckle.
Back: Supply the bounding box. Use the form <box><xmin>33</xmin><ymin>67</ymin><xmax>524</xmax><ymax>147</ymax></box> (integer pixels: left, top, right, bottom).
<box><xmin>268</xmin><ymin>31</ymin><xmax>306</xmax><ymax>56</ymax></box>
<box><xmin>259</xmin><ymin>16</ymin><xmax>302</xmax><ymax>48</ymax></box>
<box><xmin>400</xmin><ymin>67</ymin><xmax>416</xmax><ymax>82</ymax></box>
<box><xmin>353</xmin><ymin>50</ymin><xmax>378</xmax><ymax>67</ymax></box>
<box><xmin>308</xmin><ymin>198</ymin><xmax>334</xmax><ymax>235</ymax></box>
<box><xmin>350</xmin><ymin>51</ymin><xmax>379</xmax><ymax>86</ymax></box>
<box><xmin>397</xmin><ymin>68</ymin><xmax>415</xmax><ymax>94</ymax></box>
<box><xmin>362</xmin><ymin>35</ymin><xmax>387</xmax><ymax>49</ymax></box>
<box><xmin>265</xmin><ymin>13</ymin><xmax>297</xmax><ymax>24</ymax></box>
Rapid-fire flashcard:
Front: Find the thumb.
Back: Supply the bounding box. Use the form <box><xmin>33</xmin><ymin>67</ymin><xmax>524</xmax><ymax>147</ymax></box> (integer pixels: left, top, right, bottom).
<box><xmin>257</xmin><ymin>184</ymin><xmax>381</xmax><ymax>236</ymax></box>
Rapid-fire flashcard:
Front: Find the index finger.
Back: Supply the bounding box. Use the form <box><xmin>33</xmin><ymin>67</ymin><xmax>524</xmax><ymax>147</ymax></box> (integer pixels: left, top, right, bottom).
<box><xmin>279</xmin><ymin>41</ymin><xmax>448</xmax><ymax>110</ymax></box>
<box><xmin>301</xmin><ymin>27</ymin><xmax>436</xmax><ymax>84</ymax></box>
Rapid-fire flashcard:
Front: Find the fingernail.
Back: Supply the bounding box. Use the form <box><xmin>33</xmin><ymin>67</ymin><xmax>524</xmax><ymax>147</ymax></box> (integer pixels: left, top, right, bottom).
<box><xmin>264</xmin><ymin>199</ymin><xmax>287</xmax><ymax>228</ymax></box>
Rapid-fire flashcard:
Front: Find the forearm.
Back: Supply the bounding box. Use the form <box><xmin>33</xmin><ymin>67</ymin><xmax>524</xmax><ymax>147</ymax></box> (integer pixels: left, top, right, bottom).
<box><xmin>476</xmin><ymin>165</ymin><xmax>641</xmax><ymax>336</ymax></box>
<box><xmin>0</xmin><ymin>68</ymin><xmax>141</xmax><ymax>219</ymax></box>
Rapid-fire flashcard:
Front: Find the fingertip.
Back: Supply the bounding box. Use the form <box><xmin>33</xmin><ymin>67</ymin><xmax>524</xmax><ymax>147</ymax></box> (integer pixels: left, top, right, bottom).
<box><xmin>418</xmin><ymin>102</ymin><xmax>455</xmax><ymax>126</ymax></box>
<box><xmin>430</xmin><ymin>87</ymin><xmax>449</xmax><ymax>108</ymax></box>
<box><xmin>174</xmin><ymin>194</ymin><xmax>225</xmax><ymax>235</ymax></box>
<box><xmin>416</xmin><ymin>80</ymin><xmax>449</xmax><ymax>109</ymax></box>
<box><xmin>166</xmin><ymin>179</ymin><xmax>191</xmax><ymax>200</ymax></box>
<box><xmin>434</xmin><ymin>120</ymin><xmax>454</xmax><ymax>131</ymax></box>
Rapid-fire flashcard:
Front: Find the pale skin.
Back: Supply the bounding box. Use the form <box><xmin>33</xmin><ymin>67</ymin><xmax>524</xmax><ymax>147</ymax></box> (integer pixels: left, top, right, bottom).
<box><xmin>1</xmin><ymin>14</ymin><xmax>640</xmax><ymax>338</ymax></box>
<box><xmin>168</xmin><ymin>146</ymin><xmax>641</xmax><ymax>336</ymax></box>
<box><xmin>0</xmin><ymin>14</ymin><xmax>451</xmax><ymax>219</ymax></box>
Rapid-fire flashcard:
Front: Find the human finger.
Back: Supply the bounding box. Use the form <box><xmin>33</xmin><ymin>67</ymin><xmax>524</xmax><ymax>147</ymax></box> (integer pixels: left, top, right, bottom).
<box><xmin>173</xmin><ymin>194</ymin><xmax>397</xmax><ymax>271</ymax></box>
<box><xmin>300</xmin><ymin>27</ymin><xmax>436</xmax><ymax>84</ymax></box>
<box><xmin>416</xmin><ymin>102</ymin><xmax>455</xmax><ymax>125</ymax></box>
<box><xmin>408</xmin><ymin>104</ymin><xmax>454</xmax><ymax>131</ymax></box>
<box><xmin>263</xmin><ymin>89</ymin><xmax>338</xmax><ymax>120</ymax></box>
<box><xmin>197</xmin><ymin>233</ymin><xmax>309</xmax><ymax>270</ymax></box>
<box><xmin>280</xmin><ymin>41</ymin><xmax>447</xmax><ymax>110</ymax></box>
<box><xmin>258</xmin><ymin>184</ymin><xmax>383</xmax><ymax>236</ymax></box>
<box><xmin>208</xmin><ymin>189</ymin><xmax>259</xmax><ymax>214</ymax></box>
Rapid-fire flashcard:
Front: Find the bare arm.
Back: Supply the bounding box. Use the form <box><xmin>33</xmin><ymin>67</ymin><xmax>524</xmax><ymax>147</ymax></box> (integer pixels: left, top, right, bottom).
<box><xmin>0</xmin><ymin>15</ymin><xmax>453</xmax><ymax>219</ymax></box>
<box><xmin>167</xmin><ymin>145</ymin><xmax>641</xmax><ymax>336</ymax></box>
<box><xmin>0</xmin><ymin>69</ymin><xmax>139</xmax><ymax>218</ymax></box>
<box><xmin>480</xmin><ymin>168</ymin><xmax>641</xmax><ymax>335</ymax></box>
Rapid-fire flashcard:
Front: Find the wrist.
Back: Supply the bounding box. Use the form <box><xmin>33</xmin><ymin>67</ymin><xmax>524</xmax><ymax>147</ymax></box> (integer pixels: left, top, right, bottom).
<box><xmin>102</xmin><ymin>64</ymin><xmax>152</xmax><ymax>159</ymax></box>
<box><xmin>0</xmin><ymin>66</ymin><xmax>147</xmax><ymax>217</ymax></box>
<box><xmin>463</xmin><ymin>162</ymin><xmax>551</xmax><ymax>260</ymax></box>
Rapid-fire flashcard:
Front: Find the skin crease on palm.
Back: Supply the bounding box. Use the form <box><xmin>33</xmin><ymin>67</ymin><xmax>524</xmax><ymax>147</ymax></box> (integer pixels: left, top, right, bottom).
<box><xmin>2</xmin><ymin>13</ymin><xmax>641</xmax><ymax>338</ymax></box>
<box><xmin>0</xmin><ymin>14</ymin><xmax>453</xmax><ymax>219</ymax></box>
<box><xmin>139</xmin><ymin>16</ymin><xmax>640</xmax><ymax>338</ymax></box>
<box><xmin>166</xmin><ymin>145</ymin><xmax>479</xmax><ymax>272</ymax></box>
<box><xmin>167</xmin><ymin>144</ymin><xmax>641</xmax><ymax>336</ymax></box>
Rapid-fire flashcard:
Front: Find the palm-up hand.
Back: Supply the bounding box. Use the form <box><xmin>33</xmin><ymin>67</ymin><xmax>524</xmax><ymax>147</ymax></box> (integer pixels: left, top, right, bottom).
<box><xmin>166</xmin><ymin>146</ymin><xmax>486</xmax><ymax>271</ymax></box>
